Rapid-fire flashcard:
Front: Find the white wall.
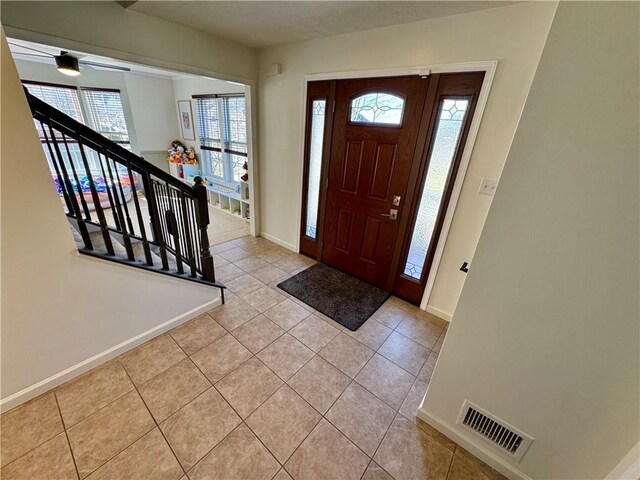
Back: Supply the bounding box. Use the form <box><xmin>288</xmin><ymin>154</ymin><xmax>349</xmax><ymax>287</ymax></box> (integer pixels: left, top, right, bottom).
<box><xmin>257</xmin><ymin>2</ymin><xmax>557</xmax><ymax>315</ymax></box>
<box><xmin>13</xmin><ymin>58</ymin><xmax>252</xmax><ymax>175</ymax></box>
<box><xmin>15</xmin><ymin>59</ymin><xmax>142</xmax><ymax>153</ymax></box>
<box><xmin>14</xmin><ymin>58</ymin><xmax>181</xmax><ymax>158</ymax></box>
<box><xmin>125</xmin><ymin>74</ymin><xmax>179</xmax><ymax>152</ymax></box>
<box><xmin>422</xmin><ymin>2</ymin><xmax>639</xmax><ymax>479</ymax></box>
<box><xmin>0</xmin><ymin>31</ymin><xmax>220</xmax><ymax>409</ymax></box>
<box><xmin>0</xmin><ymin>1</ymin><xmax>257</xmax><ymax>83</ymax></box>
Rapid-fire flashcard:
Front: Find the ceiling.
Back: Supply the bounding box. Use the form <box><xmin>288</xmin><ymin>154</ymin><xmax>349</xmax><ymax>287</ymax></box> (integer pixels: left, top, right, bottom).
<box><xmin>9</xmin><ymin>38</ymin><xmax>248</xmax><ymax>85</ymax></box>
<box><xmin>8</xmin><ymin>39</ymin><xmax>186</xmax><ymax>78</ymax></box>
<box><xmin>126</xmin><ymin>1</ymin><xmax>518</xmax><ymax>49</ymax></box>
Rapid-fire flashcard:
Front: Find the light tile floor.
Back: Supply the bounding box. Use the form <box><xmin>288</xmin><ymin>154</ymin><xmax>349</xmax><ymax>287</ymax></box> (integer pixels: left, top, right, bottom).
<box><xmin>0</xmin><ymin>236</ymin><xmax>506</xmax><ymax>480</ymax></box>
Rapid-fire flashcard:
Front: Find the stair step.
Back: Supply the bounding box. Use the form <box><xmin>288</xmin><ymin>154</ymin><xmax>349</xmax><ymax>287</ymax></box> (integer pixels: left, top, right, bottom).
<box><xmin>29</xmin><ymin>89</ymin><xmax>224</xmax><ymax>299</ymax></box>
<box><xmin>73</xmin><ymin>226</ymin><xmax>191</xmax><ymax>276</ymax></box>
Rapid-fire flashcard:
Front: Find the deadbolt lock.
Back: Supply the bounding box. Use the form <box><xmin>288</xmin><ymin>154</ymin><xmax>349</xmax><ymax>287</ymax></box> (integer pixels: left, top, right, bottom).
<box><xmin>392</xmin><ymin>195</ymin><xmax>401</xmax><ymax>206</ymax></box>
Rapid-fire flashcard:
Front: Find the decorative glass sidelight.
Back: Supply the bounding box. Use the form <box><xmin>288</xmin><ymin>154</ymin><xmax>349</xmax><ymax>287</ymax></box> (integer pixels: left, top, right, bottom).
<box><xmin>350</xmin><ymin>92</ymin><xmax>404</xmax><ymax>125</ymax></box>
<box><xmin>404</xmin><ymin>99</ymin><xmax>470</xmax><ymax>280</ymax></box>
<box><xmin>305</xmin><ymin>99</ymin><xmax>326</xmax><ymax>238</ymax></box>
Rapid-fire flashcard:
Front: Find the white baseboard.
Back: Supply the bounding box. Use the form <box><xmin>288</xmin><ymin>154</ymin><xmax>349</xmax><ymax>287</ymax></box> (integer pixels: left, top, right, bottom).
<box><xmin>426</xmin><ymin>305</ymin><xmax>453</xmax><ymax>322</ymax></box>
<box><xmin>0</xmin><ymin>298</ymin><xmax>222</xmax><ymax>413</ymax></box>
<box><xmin>417</xmin><ymin>407</ymin><xmax>531</xmax><ymax>480</ymax></box>
<box><xmin>260</xmin><ymin>232</ymin><xmax>297</xmax><ymax>252</ymax></box>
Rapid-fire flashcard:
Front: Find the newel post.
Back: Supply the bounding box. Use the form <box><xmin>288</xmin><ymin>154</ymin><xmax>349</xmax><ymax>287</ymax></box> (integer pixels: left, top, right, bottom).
<box><xmin>194</xmin><ymin>176</ymin><xmax>216</xmax><ymax>282</ymax></box>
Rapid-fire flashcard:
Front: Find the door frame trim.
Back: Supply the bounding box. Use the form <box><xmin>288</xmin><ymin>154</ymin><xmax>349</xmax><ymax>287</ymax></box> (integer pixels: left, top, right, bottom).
<box><xmin>296</xmin><ymin>60</ymin><xmax>498</xmax><ymax>311</ymax></box>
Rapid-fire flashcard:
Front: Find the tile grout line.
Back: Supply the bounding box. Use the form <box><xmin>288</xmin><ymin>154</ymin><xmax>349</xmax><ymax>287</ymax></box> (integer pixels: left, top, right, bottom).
<box><xmin>0</xmin><ymin>402</ymin><xmax>66</xmax><ymax>473</ymax></box>
<box><xmin>120</xmin><ymin>335</ymin><xmax>190</xmax><ymax>387</ymax></box>
<box><xmin>260</xmin><ymin>293</ymin><xmax>423</xmax><ymax>423</ymax></box>
<box><xmin>359</xmin><ymin>459</ymin><xmax>374</xmax><ymax>480</ymax></box>
<box><xmin>445</xmin><ymin>444</ymin><xmax>459</xmax><ymax>480</ymax></box>
<box><xmin>3</xmin><ymin>242</ymin><xmax>450</xmax><ymax>480</ymax></box>
<box><xmin>281</xmin><ymin>377</ymin><xmax>372</xmax><ymax>479</ymax></box>
<box><xmin>171</xmin><ymin>334</ymin><xmax>287</xmax><ymax>476</ymax></box>
<box><xmin>185</xmin><ymin>421</ymin><xmax>258</xmax><ymax>477</ymax></box>
<box><xmin>1</xmin><ymin>366</ymin><xmax>143</xmax><ymax>475</ymax></box>
<box><xmin>188</xmin><ymin>385</ymin><xmax>282</xmax><ymax>475</ymax></box>
<box><xmin>166</xmin><ymin>316</ymin><xmax>230</xmax><ymax>361</ymax></box>
<box><xmin>209</xmin><ymin>251</ymin><xmax>442</xmax><ymax>475</ymax></box>
<box><xmin>53</xmin><ymin>393</ymin><xmax>82</xmax><ymax>480</ymax></box>
<box><xmin>317</xmin><ymin>343</ymin><xmax>412</xmax><ymax>458</ymax></box>
<box><xmin>200</xmin><ymin>332</ymin><xmax>335</xmax><ymax>473</ymax></box>
<box><xmin>72</xmin><ymin>402</ymin><xmax>155</xmax><ymax>479</ymax></box>
<box><xmin>301</xmin><ymin>323</ymin><xmax>448</xmax><ymax>478</ymax></box>
<box><xmin>281</xmin><ymin>314</ymin><xmax>400</xmax><ymax>464</ymax></box>
<box><xmin>119</xmin><ymin>362</ymin><xmax>189</xmax><ymax>477</ymax></box>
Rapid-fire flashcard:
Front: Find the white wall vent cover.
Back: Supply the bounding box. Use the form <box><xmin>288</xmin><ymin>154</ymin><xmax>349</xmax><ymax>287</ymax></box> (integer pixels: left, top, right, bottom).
<box><xmin>456</xmin><ymin>400</ymin><xmax>534</xmax><ymax>462</ymax></box>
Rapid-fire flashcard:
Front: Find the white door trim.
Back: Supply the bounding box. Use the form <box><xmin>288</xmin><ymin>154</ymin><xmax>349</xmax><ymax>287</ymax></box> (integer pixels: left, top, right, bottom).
<box><xmin>298</xmin><ymin>60</ymin><xmax>498</xmax><ymax>312</ymax></box>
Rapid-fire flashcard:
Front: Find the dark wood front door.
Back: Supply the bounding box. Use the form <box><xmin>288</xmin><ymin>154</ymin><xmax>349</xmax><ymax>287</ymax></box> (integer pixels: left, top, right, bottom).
<box><xmin>322</xmin><ymin>76</ymin><xmax>429</xmax><ymax>287</ymax></box>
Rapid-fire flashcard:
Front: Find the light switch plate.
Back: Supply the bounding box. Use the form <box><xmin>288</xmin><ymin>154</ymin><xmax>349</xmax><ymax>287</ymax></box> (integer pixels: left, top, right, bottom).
<box><xmin>478</xmin><ymin>178</ymin><xmax>497</xmax><ymax>196</ymax></box>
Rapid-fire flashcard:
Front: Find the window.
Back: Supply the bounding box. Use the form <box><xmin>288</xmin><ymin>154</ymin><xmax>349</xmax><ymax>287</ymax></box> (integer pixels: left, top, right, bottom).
<box><xmin>22</xmin><ymin>81</ymin><xmax>131</xmax><ymax>173</ymax></box>
<box><xmin>82</xmin><ymin>88</ymin><xmax>130</xmax><ymax>148</ymax></box>
<box><xmin>23</xmin><ymin>82</ymin><xmax>84</xmax><ymax>140</ymax></box>
<box><xmin>305</xmin><ymin>99</ymin><xmax>326</xmax><ymax>239</ymax></box>
<box><xmin>350</xmin><ymin>92</ymin><xmax>404</xmax><ymax>125</ymax></box>
<box><xmin>403</xmin><ymin>98</ymin><xmax>469</xmax><ymax>280</ymax></box>
<box><xmin>194</xmin><ymin>95</ymin><xmax>247</xmax><ymax>183</ymax></box>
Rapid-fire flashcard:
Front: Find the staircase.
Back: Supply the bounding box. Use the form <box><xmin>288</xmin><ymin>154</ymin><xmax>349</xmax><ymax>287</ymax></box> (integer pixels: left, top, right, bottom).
<box><xmin>25</xmin><ymin>89</ymin><xmax>226</xmax><ymax>301</ymax></box>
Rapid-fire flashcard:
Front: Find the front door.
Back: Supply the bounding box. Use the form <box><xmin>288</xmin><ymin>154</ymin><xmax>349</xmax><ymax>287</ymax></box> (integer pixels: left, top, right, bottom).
<box><xmin>322</xmin><ymin>76</ymin><xmax>429</xmax><ymax>287</ymax></box>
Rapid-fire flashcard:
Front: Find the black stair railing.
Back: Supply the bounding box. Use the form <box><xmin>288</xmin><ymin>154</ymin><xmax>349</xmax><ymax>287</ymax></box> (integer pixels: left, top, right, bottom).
<box><xmin>25</xmin><ymin>88</ymin><xmax>224</xmax><ymax>299</ymax></box>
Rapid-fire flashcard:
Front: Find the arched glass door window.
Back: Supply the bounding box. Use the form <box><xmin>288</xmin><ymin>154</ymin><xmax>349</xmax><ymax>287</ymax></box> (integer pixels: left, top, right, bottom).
<box><xmin>349</xmin><ymin>92</ymin><xmax>405</xmax><ymax>126</ymax></box>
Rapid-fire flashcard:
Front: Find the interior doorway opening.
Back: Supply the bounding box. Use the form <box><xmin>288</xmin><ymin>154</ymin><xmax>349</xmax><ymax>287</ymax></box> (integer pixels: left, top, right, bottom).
<box><xmin>8</xmin><ymin>38</ymin><xmax>257</xmax><ymax>247</ymax></box>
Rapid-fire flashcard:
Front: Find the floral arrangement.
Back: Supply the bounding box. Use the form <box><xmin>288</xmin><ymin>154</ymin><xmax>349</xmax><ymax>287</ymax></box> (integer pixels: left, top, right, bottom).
<box><xmin>167</xmin><ymin>140</ymin><xmax>197</xmax><ymax>165</ymax></box>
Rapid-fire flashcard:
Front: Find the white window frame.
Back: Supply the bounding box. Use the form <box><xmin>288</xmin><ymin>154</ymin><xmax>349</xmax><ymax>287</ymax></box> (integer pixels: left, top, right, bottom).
<box><xmin>194</xmin><ymin>95</ymin><xmax>247</xmax><ymax>185</ymax></box>
<box><xmin>80</xmin><ymin>87</ymin><xmax>131</xmax><ymax>149</ymax></box>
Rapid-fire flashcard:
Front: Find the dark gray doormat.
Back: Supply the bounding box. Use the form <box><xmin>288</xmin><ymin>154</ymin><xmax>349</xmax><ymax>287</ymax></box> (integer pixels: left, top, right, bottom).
<box><xmin>277</xmin><ymin>263</ymin><xmax>390</xmax><ymax>331</ymax></box>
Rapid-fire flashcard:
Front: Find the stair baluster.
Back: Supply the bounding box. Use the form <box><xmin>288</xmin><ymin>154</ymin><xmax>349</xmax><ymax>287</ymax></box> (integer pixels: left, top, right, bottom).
<box><xmin>142</xmin><ymin>173</ymin><xmax>169</xmax><ymax>270</ymax></box>
<box><xmin>46</xmin><ymin>121</ymin><xmax>93</xmax><ymax>250</ymax></box>
<box><xmin>125</xmin><ymin>162</ymin><xmax>153</xmax><ymax>266</ymax></box>
<box><xmin>194</xmin><ymin>177</ymin><xmax>216</xmax><ymax>283</ymax></box>
<box><xmin>76</xmin><ymin>136</ymin><xmax>115</xmax><ymax>256</ymax></box>
<box><xmin>61</xmin><ymin>134</ymin><xmax>91</xmax><ymax>222</ymax></box>
<box><xmin>25</xmin><ymin>88</ymin><xmax>225</xmax><ymax>301</ymax></box>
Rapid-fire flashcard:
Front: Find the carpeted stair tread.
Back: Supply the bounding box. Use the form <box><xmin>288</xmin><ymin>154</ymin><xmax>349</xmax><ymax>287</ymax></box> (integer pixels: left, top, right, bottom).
<box><xmin>69</xmin><ymin>222</ymin><xmax>198</xmax><ymax>281</ymax></box>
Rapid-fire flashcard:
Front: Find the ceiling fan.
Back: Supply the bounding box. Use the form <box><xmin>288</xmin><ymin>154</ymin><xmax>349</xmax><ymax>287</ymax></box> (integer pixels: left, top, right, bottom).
<box><xmin>8</xmin><ymin>42</ymin><xmax>131</xmax><ymax>76</ymax></box>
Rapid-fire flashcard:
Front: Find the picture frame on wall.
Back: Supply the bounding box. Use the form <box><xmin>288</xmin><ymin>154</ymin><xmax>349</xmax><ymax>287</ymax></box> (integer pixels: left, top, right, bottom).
<box><xmin>178</xmin><ymin>100</ymin><xmax>195</xmax><ymax>140</ymax></box>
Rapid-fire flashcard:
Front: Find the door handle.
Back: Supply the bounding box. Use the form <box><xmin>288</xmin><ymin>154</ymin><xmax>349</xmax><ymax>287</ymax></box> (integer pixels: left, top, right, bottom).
<box><xmin>381</xmin><ymin>209</ymin><xmax>398</xmax><ymax>220</ymax></box>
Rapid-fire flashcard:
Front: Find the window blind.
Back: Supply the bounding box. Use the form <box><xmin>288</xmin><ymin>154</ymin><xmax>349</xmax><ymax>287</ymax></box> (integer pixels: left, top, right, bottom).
<box><xmin>194</xmin><ymin>97</ymin><xmax>225</xmax><ymax>179</ymax></box>
<box><xmin>82</xmin><ymin>88</ymin><xmax>130</xmax><ymax>145</ymax></box>
<box><xmin>194</xmin><ymin>97</ymin><xmax>223</xmax><ymax>150</ymax></box>
<box><xmin>194</xmin><ymin>95</ymin><xmax>247</xmax><ymax>182</ymax></box>
<box><xmin>23</xmin><ymin>81</ymin><xmax>84</xmax><ymax>139</ymax></box>
<box><xmin>221</xmin><ymin>96</ymin><xmax>247</xmax><ymax>182</ymax></box>
<box><xmin>221</xmin><ymin>96</ymin><xmax>247</xmax><ymax>155</ymax></box>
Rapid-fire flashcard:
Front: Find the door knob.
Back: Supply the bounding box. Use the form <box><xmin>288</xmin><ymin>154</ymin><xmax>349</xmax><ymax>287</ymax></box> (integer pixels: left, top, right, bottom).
<box><xmin>381</xmin><ymin>209</ymin><xmax>398</xmax><ymax>220</ymax></box>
